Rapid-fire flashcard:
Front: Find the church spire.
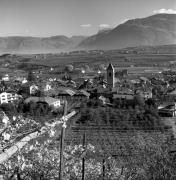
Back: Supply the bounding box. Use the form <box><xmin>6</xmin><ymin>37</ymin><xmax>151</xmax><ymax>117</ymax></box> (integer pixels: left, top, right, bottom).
<box><xmin>107</xmin><ymin>63</ymin><xmax>114</xmax><ymax>70</ymax></box>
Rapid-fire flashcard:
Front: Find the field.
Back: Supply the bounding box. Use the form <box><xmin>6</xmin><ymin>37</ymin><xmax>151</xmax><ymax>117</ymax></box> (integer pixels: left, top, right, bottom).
<box><xmin>28</xmin><ymin>53</ymin><xmax>176</xmax><ymax>68</ymax></box>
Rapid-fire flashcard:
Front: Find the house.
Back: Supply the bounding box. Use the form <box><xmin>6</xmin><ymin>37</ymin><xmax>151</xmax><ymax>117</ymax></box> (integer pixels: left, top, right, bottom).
<box><xmin>16</xmin><ymin>77</ymin><xmax>28</xmax><ymax>84</ymax></box>
<box><xmin>167</xmin><ymin>89</ymin><xmax>176</xmax><ymax>96</ymax></box>
<box><xmin>66</xmin><ymin>80</ymin><xmax>77</xmax><ymax>88</ymax></box>
<box><xmin>112</xmin><ymin>87</ymin><xmax>134</xmax><ymax>100</ymax></box>
<box><xmin>73</xmin><ymin>90</ymin><xmax>90</xmax><ymax>100</ymax></box>
<box><xmin>140</xmin><ymin>77</ymin><xmax>149</xmax><ymax>84</ymax></box>
<box><xmin>113</xmin><ymin>93</ymin><xmax>134</xmax><ymax>100</ymax></box>
<box><xmin>0</xmin><ymin>92</ymin><xmax>21</xmax><ymax>104</ymax></box>
<box><xmin>115</xmin><ymin>69</ymin><xmax>128</xmax><ymax>79</ymax></box>
<box><xmin>44</xmin><ymin>83</ymin><xmax>52</xmax><ymax>91</ymax></box>
<box><xmin>2</xmin><ymin>74</ymin><xmax>9</xmax><ymax>82</ymax></box>
<box><xmin>30</xmin><ymin>84</ymin><xmax>39</xmax><ymax>94</ymax></box>
<box><xmin>158</xmin><ymin>102</ymin><xmax>176</xmax><ymax>117</ymax></box>
<box><xmin>44</xmin><ymin>97</ymin><xmax>61</xmax><ymax>107</ymax></box>
<box><xmin>136</xmin><ymin>90</ymin><xmax>152</xmax><ymax>99</ymax></box>
<box><xmin>22</xmin><ymin>78</ymin><xmax>28</xmax><ymax>84</ymax></box>
<box><xmin>49</xmin><ymin>78</ymin><xmax>56</xmax><ymax>82</ymax></box>
<box><xmin>99</xmin><ymin>96</ymin><xmax>106</xmax><ymax>104</ymax></box>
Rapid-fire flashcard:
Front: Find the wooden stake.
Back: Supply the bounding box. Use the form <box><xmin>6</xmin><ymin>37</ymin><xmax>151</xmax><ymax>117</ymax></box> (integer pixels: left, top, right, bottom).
<box><xmin>59</xmin><ymin>100</ymin><xmax>67</xmax><ymax>180</ymax></box>
<box><xmin>82</xmin><ymin>132</ymin><xmax>86</xmax><ymax>180</ymax></box>
<box><xmin>103</xmin><ymin>159</ymin><xmax>105</xmax><ymax>180</ymax></box>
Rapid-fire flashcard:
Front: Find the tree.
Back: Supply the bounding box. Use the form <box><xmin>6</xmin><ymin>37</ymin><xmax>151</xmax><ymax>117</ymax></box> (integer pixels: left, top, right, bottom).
<box><xmin>27</xmin><ymin>71</ymin><xmax>36</xmax><ymax>82</ymax></box>
<box><xmin>0</xmin><ymin>103</ymin><xmax>17</xmax><ymax>117</ymax></box>
<box><xmin>134</xmin><ymin>94</ymin><xmax>145</xmax><ymax>107</ymax></box>
<box><xmin>0</xmin><ymin>111</ymin><xmax>175</xmax><ymax>180</ymax></box>
<box><xmin>84</xmin><ymin>64</ymin><xmax>91</xmax><ymax>72</ymax></box>
<box><xmin>65</xmin><ymin>64</ymin><xmax>74</xmax><ymax>73</ymax></box>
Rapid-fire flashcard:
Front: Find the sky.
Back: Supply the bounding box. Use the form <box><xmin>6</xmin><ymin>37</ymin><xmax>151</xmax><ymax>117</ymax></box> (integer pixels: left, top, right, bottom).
<box><xmin>0</xmin><ymin>0</ymin><xmax>175</xmax><ymax>37</ymax></box>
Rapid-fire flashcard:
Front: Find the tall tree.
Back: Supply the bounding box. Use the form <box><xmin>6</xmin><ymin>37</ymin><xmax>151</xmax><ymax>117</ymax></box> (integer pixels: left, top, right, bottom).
<box><xmin>27</xmin><ymin>71</ymin><xmax>36</xmax><ymax>82</ymax></box>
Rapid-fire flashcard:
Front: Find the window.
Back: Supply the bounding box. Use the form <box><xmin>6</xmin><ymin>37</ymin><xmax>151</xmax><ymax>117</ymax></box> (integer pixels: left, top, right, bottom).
<box><xmin>109</xmin><ymin>72</ymin><xmax>111</xmax><ymax>77</ymax></box>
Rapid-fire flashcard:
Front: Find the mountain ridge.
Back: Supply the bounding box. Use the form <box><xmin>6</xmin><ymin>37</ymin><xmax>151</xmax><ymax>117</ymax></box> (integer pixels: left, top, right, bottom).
<box><xmin>79</xmin><ymin>13</ymin><xmax>176</xmax><ymax>50</ymax></box>
<box><xmin>0</xmin><ymin>13</ymin><xmax>176</xmax><ymax>54</ymax></box>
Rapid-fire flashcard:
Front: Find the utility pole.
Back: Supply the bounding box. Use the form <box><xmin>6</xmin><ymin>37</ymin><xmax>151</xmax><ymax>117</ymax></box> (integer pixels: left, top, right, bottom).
<box><xmin>102</xmin><ymin>159</ymin><xmax>105</xmax><ymax>180</ymax></box>
<box><xmin>82</xmin><ymin>132</ymin><xmax>86</xmax><ymax>180</ymax></box>
<box><xmin>59</xmin><ymin>100</ymin><xmax>67</xmax><ymax>180</ymax></box>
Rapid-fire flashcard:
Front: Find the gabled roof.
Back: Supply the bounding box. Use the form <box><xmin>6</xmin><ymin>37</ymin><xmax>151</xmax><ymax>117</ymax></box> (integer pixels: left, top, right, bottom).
<box><xmin>24</xmin><ymin>96</ymin><xmax>60</xmax><ymax>105</ymax></box>
<box><xmin>79</xmin><ymin>90</ymin><xmax>90</xmax><ymax>97</ymax></box>
<box><xmin>158</xmin><ymin>102</ymin><xmax>175</xmax><ymax>110</ymax></box>
<box><xmin>140</xmin><ymin>77</ymin><xmax>149</xmax><ymax>82</ymax></box>
<box><xmin>168</xmin><ymin>89</ymin><xmax>176</xmax><ymax>95</ymax></box>
<box><xmin>44</xmin><ymin>97</ymin><xmax>60</xmax><ymax>105</ymax></box>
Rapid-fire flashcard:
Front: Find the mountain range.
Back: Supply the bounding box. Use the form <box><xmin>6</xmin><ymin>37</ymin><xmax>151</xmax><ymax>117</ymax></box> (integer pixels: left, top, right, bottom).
<box><xmin>0</xmin><ymin>13</ymin><xmax>176</xmax><ymax>54</ymax></box>
<box><xmin>0</xmin><ymin>36</ymin><xmax>86</xmax><ymax>54</ymax></box>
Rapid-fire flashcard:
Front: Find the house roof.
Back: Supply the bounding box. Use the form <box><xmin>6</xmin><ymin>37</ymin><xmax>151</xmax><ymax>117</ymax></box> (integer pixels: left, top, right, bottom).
<box><xmin>24</xmin><ymin>96</ymin><xmax>60</xmax><ymax>105</ymax></box>
<box><xmin>44</xmin><ymin>97</ymin><xmax>60</xmax><ymax>105</ymax></box>
<box><xmin>167</xmin><ymin>90</ymin><xmax>176</xmax><ymax>95</ymax></box>
<box><xmin>140</xmin><ymin>77</ymin><xmax>149</xmax><ymax>82</ymax></box>
<box><xmin>24</xmin><ymin>97</ymin><xmax>40</xmax><ymax>103</ymax></box>
<box><xmin>158</xmin><ymin>102</ymin><xmax>175</xmax><ymax>110</ymax></box>
<box><xmin>78</xmin><ymin>90</ymin><xmax>90</xmax><ymax>97</ymax></box>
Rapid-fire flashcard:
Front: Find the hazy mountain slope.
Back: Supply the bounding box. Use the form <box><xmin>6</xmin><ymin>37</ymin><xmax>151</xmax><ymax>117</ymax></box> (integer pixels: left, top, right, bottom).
<box><xmin>0</xmin><ymin>36</ymin><xmax>86</xmax><ymax>54</ymax></box>
<box><xmin>79</xmin><ymin>14</ymin><xmax>176</xmax><ymax>50</ymax></box>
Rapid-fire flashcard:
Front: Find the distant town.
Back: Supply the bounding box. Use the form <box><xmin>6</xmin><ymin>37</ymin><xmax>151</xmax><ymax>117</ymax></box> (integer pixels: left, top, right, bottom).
<box><xmin>0</xmin><ymin>52</ymin><xmax>176</xmax><ymax>118</ymax></box>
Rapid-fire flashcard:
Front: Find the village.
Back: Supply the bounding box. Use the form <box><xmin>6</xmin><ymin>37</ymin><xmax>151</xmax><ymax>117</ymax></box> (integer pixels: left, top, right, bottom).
<box><xmin>0</xmin><ymin>60</ymin><xmax>176</xmax><ymax>118</ymax></box>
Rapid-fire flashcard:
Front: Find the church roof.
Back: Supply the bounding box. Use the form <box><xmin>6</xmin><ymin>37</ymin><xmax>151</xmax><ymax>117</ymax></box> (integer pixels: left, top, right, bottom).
<box><xmin>107</xmin><ymin>63</ymin><xmax>114</xmax><ymax>70</ymax></box>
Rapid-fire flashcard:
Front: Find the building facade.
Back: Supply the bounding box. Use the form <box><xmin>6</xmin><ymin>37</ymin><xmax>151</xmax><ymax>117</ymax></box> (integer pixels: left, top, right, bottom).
<box><xmin>0</xmin><ymin>92</ymin><xmax>20</xmax><ymax>104</ymax></box>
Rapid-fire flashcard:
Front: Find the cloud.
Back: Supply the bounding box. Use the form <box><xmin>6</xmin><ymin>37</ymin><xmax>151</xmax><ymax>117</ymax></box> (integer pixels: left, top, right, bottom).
<box><xmin>153</xmin><ymin>8</ymin><xmax>176</xmax><ymax>14</ymax></box>
<box><xmin>80</xmin><ymin>24</ymin><xmax>92</xmax><ymax>28</ymax></box>
<box><xmin>99</xmin><ymin>24</ymin><xmax>110</xmax><ymax>29</ymax></box>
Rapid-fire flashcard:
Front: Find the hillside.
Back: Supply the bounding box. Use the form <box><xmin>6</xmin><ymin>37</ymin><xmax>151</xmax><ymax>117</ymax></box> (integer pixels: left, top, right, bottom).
<box><xmin>79</xmin><ymin>14</ymin><xmax>176</xmax><ymax>50</ymax></box>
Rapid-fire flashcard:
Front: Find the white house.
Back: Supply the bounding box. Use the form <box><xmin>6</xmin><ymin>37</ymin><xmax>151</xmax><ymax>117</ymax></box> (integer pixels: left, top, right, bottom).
<box><xmin>30</xmin><ymin>85</ymin><xmax>39</xmax><ymax>94</ymax></box>
<box><xmin>0</xmin><ymin>92</ymin><xmax>21</xmax><ymax>104</ymax></box>
<box><xmin>22</xmin><ymin>78</ymin><xmax>28</xmax><ymax>84</ymax></box>
<box><xmin>2</xmin><ymin>74</ymin><xmax>9</xmax><ymax>82</ymax></box>
<box><xmin>45</xmin><ymin>97</ymin><xmax>61</xmax><ymax>107</ymax></box>
<box><xmin>44</xmin><ymin>84</ymin><xmax>52</xmax><ymax>91</ymax></box>
<box><xmin>99</xmin><ymin>96</ymin><xmax>106</xmax><ymax>104</ymax></box>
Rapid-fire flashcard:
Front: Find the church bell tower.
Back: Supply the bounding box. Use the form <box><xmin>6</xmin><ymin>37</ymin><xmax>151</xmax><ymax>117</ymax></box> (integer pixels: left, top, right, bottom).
<box><xmin>107</xmin><ymin>63</ymin><xmax>115</xmax><ymax>88</ymax></box>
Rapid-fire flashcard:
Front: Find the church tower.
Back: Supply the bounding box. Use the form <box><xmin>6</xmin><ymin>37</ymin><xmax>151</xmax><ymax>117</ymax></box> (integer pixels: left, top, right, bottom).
<box><xmin>107</xmin><ymin>63</ymin><xmax>115</xmax><ymax>88</ymax></box>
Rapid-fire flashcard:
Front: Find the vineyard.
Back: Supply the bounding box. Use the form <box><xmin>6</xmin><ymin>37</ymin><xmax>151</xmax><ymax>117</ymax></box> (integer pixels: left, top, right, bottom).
<box><xmin>66</xmin><ymin>126</ymin><xmax>169</xmax><ymax>157</ymax></box>
<box><xmin>0</xmin><ymin>103</ymin><xmax>175</xmax><ymax>179</ymax></box>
